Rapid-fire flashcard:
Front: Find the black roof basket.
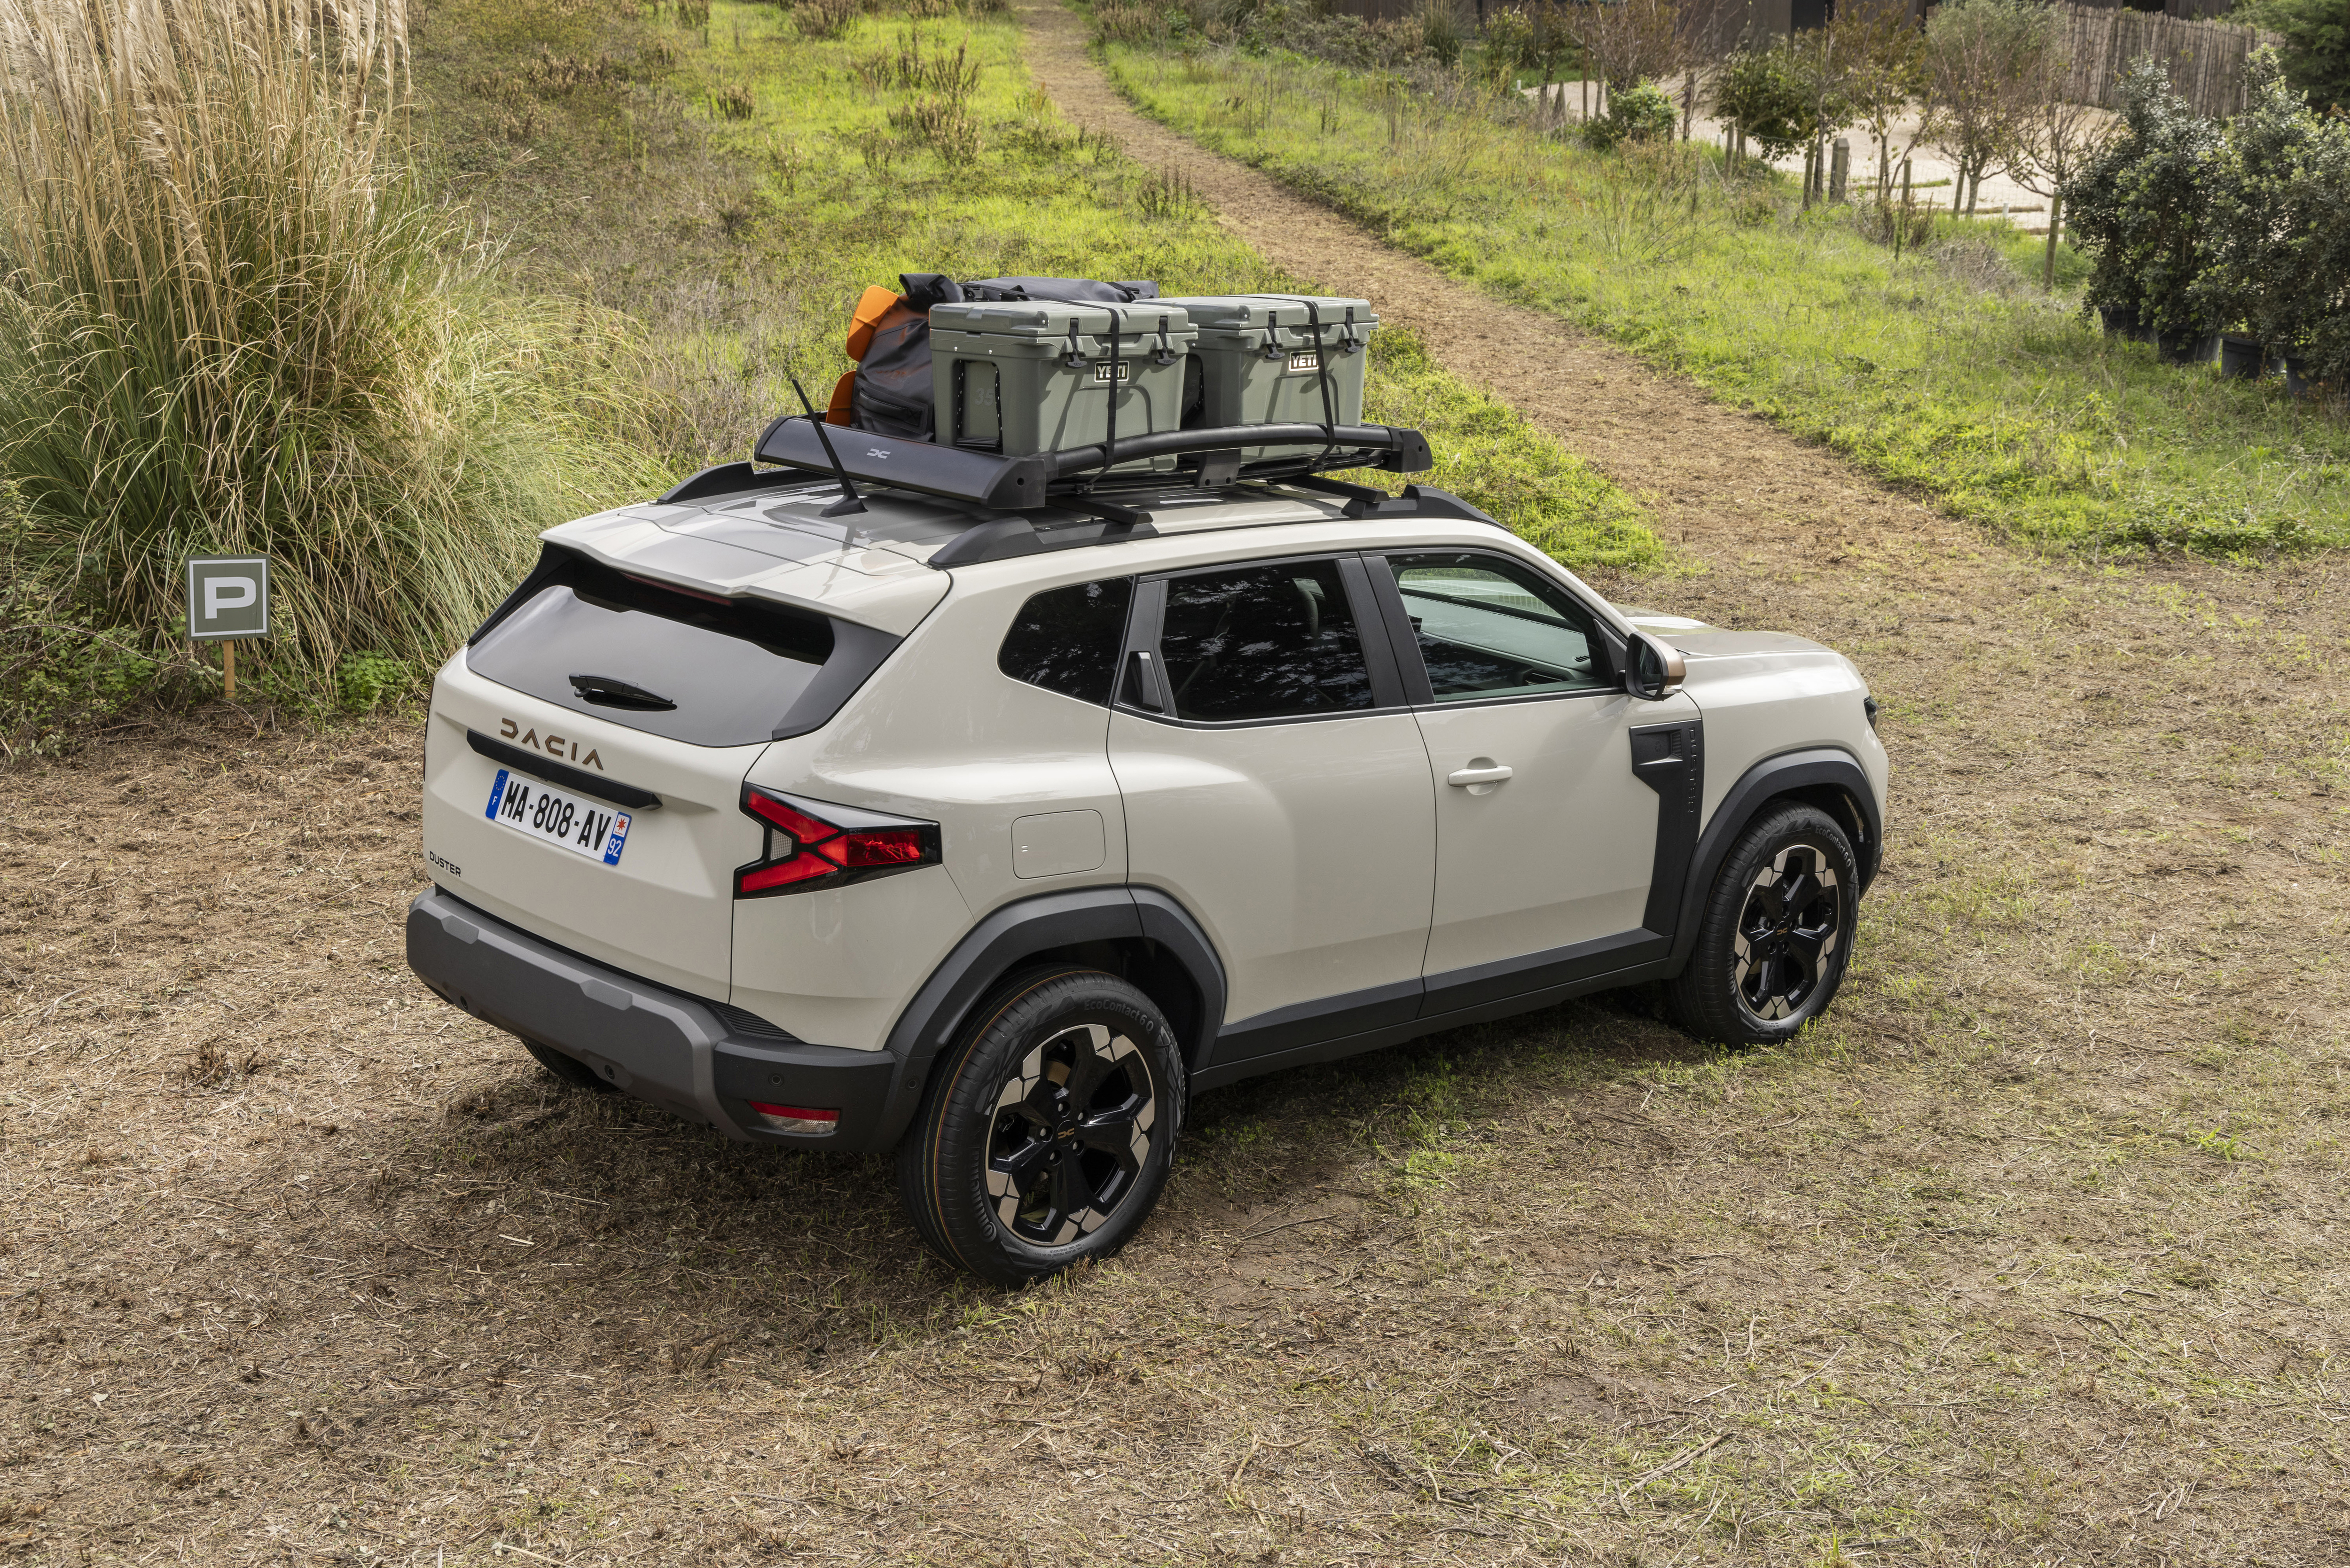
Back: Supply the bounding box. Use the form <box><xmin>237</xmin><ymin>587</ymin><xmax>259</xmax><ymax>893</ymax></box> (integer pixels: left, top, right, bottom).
<box><xmin>752</xmin><ymin>417</ymin><xmax>1434</xmax><ymax>511</ymax></box>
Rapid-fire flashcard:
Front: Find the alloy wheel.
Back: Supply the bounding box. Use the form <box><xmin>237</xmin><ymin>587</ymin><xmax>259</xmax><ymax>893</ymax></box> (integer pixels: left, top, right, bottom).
<box><xmin>986</xmin><ymin>1022</ymin><xmax>1157</xmax><ymax>1246</ymax></box>
<box><xmin>1732</xmin><ymin>845</ymin><xmax>1841</xmax><ymax>1022</ymax></box>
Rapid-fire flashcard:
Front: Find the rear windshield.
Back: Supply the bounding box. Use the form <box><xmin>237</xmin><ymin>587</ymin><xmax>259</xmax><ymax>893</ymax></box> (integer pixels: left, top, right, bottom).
<box><xmin>466</xmin><ymin>551</ymin><xmax>895</xmax><ymax>747</ymax></box>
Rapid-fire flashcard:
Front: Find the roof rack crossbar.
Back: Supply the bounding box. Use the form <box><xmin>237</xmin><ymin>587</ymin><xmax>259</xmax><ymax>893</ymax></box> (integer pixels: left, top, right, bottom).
<box><xmin>1049</xmin><ymin>422</ymin><xmax>1430</xmax><ymax>479</ymax></box>
<box><xmin>752</xmin><ymin>417</ymin><xmax>1431</xmax><ymax>510</ymax></box>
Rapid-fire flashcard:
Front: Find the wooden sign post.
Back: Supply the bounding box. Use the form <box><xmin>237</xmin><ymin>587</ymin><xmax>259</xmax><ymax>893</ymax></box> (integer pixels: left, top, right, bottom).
<box><xmin>185</xmin><ymin>556</ymin><xmax>270</xmax><ymax>700</ymax></box>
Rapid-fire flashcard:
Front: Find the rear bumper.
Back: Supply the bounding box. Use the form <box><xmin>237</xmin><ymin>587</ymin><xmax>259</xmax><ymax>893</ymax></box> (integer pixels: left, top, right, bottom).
<box><xmin>404</xmin><ymin>886</ymin><xmax>901</xmax><ymax>1151</ymax></box>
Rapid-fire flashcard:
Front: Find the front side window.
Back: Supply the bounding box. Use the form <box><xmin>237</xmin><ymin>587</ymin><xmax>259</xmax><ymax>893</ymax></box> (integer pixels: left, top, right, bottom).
<box><xmin>1387</xmin><ymin>553</ymin><xmax>1612</xmax><ymax>702</ymax></box>
<box><xmin>1157</xmin><ymin>559</ymin><xmax>1373</xmax><ymax>722</ymax></box>
<box><xmin>999</xmin><ymin>578</ymin><xmax>1134</xmax><ymax>706</ymax></box>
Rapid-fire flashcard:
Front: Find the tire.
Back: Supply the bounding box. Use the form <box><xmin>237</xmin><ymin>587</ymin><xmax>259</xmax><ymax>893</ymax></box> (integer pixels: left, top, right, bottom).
<box><xmin>1668</xmin><ymin>803</ymin><xmax>1858</xmax><ymax>1047</ymax></box>
<box><xmin>895</xmin><ymin>967</ymin><xmax>1185</xmax><ymax>1287</ymax></box>
<box><xmin>519</xmin><ymin>1038</ymin><xmax>616</xmax><ymax>1092</ymax></box>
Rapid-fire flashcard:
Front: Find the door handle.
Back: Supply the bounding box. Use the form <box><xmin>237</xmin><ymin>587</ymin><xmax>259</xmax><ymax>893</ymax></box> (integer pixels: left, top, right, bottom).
<box><xmin>1446</xmin><ymin>762</ymin><xmax>1514</xmax><ymax>788</ymax></box>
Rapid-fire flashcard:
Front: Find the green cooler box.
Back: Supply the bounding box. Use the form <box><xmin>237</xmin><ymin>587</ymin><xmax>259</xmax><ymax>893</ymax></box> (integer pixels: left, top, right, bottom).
<box><xmin>928</xmin><ymin>300</ymin><xmax>1197</xmax><ymax>471</ymax></box>
<box><xmin>1155</xmin><ymin>295</ymin><xmax>1378</xmax><ymax>461</ymax></box>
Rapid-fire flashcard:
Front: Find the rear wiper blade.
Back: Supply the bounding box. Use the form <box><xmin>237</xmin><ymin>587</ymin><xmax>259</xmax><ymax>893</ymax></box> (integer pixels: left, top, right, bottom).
<box><xmin>569</xmin><ymin>673</ymin><xmax>677</xmax><ymax>711</ymax></box>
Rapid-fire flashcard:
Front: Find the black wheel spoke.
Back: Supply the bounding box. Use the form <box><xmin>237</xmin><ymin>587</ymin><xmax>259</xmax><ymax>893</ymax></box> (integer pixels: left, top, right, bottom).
<box><xmin>1049</xmin><ymin>1155</ymin><xmax>1096</xmax><ymax>1228</ymax></box>
<box><xmin>1061</xmin><ymin>1028</ymin><xmax>1119</xmax><ymax>1104</ymax></box>
<box><xmin>1780</xmin><ymin>868</ymin><xmax>1820</xmax><ymax>913</ymax></box>
<box><xmin>1074</xmin><ymin>1106</ymin><xmax>1143</xmax><ymax>1169</ymax></box>
<box><xmin>1784</xmin><ymin>923</ymin><xmax>1829</xmax><ymax>968</ymax></box>
<box><xmin>992</xmin><ymin>1135</ymin><xmax>1054</xmax><ymax>1189</ymax></box>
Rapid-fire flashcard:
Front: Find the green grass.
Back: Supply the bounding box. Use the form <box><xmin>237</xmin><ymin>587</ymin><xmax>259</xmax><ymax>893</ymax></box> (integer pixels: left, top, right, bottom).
<box><xmin>1098</xmin><ymin>42</ymin><xmax>2350</xmax><ymax>557</ymax></box>
<box><xmin>0</xmin><ymin>0</ymin><xmax>656</xmax><ymax>727</ymax></box>
<box><xmin>414</xmin><ymin>0</ymin><xmax>1660</xmax><ymax>576</ymax></box>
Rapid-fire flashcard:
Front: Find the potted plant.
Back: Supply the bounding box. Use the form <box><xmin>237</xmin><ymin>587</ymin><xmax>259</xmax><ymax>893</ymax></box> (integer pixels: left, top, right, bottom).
<box><xmin>2193</xmin><ymin>52</ymin><xmax>2350</xmax><ymax>395</ymax></box>
<box><xmin>2066</xmin><ymin>60</ymin><xmax>2221</xmax><ymax>360</ymax></box>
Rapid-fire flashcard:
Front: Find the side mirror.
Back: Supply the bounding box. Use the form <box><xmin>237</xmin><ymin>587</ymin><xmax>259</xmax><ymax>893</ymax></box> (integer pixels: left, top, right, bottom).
<box><xmin>1626</xmin><ymin>632</ymin><xmax>1686</xmax><ymax>701</ymax></box>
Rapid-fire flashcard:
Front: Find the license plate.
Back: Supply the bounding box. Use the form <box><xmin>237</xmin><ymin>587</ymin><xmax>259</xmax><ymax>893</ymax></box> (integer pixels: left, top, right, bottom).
<box><xmin>484</xmin><ymin>769</ymin><xmax>631</xmax><ymax>866</ymax></box>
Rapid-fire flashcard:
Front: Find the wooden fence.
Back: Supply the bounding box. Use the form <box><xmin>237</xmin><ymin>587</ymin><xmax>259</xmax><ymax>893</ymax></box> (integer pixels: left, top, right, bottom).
<box><xmin>2044</xmin><ymin>5</ymin><xmax>2273</xmax><ymax>118</ymax></box>
<box><xmin>1325</xmin><ymin>0</ymin><xmax>2277</xmax><ymax>119</ymax></box>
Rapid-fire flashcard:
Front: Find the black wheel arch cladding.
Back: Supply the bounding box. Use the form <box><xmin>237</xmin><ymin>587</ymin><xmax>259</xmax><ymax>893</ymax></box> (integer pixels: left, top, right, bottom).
<box><xmin>872</xmin><ymin>886</ymin><xmax>1225</xmax><ymax>1149</ymax></box>
<box><xmin>1666</xmin><ymin>746</ymin><xmax>1880</xmax><ymax>974</ymax></box>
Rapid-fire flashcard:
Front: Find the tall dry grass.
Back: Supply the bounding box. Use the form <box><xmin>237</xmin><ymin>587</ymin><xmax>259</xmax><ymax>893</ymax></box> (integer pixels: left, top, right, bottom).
<box><xmin>0</xmin><ymin>0</ymin><xmax>657</xmax><ymax>704</ymax></box>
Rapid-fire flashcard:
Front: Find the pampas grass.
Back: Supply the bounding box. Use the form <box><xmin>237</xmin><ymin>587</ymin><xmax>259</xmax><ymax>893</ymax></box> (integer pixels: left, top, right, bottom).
<box><xmin>0</xmin><ymin>0</ymin><xmax>659</xmax><ymax>702</ymax></box>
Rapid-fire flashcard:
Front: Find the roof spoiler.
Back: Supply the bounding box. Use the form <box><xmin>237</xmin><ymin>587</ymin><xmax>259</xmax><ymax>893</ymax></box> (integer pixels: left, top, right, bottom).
<box><xmin>752</xmin><ymin>417</ymin><xmax>1432</xmax><ymax>510</ymax></box>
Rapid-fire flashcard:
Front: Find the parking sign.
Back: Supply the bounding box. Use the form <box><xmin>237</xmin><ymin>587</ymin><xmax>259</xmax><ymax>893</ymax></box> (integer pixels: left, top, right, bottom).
<box><xmin>186</xmin><ymin>556</ymin><xmax>269</xmax><ymax>641</ymax></box>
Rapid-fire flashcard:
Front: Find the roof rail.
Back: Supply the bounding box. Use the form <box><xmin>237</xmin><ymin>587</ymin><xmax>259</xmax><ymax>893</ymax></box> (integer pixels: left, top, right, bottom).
<box><xmin>752</xmin><ymin>418</ymin><xmax>1432</xmax><ymax>511</ymax></box>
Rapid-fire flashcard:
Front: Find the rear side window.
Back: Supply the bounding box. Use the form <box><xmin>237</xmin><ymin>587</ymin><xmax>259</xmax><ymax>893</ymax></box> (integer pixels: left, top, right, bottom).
<box><xmin>467</xmin><ymin>551</ymin><xmax>895</xmax><ymax>747</ymax></box>
<box><xmin>1157</xmin><ymin>559</ymin><xmax>1373</xmax><ymax>722</ymax></box>
<box><xmin>999</xmin><ymin>579</ymin><xmax>1134</xmax><ymax>706</ymax></box>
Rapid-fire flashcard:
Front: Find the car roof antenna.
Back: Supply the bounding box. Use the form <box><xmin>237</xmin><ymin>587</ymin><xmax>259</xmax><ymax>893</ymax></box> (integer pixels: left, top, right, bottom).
<box><xmin>787</xmin><ymin>375</ymin><xmax>869</xmax><ymax>521</ymax></box>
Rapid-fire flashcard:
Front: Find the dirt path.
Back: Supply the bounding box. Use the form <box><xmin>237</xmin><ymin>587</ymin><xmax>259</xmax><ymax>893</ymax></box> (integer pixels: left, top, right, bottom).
<box><xmin>1014</xmin><ymin>0</ymin><xmax>1984</xmax><ymax>592</ymax></box>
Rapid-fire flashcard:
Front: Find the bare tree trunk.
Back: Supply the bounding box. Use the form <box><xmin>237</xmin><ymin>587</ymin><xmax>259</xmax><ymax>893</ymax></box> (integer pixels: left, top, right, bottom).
<box><xmin>2042</xmin><ymin>191</ymin><xmax>2063</xmax><ymax>290</ymax></box>
<box><xmin>1682</xmin><ymin>67</ymin><xmax>1695</xmax><ymax>140</ymax></box>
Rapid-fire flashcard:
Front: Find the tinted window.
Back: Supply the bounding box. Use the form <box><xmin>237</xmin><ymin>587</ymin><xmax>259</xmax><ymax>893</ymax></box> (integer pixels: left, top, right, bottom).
<box><xmin>999</xmin><ymin>579</ymin><xmax>1134</xmax><ymax>705</ymax></box>
<box><xmin>467</xmin><ymin>553</ymin><xmax>865</xmax><ymax>747</ymax></box>
<box><xmin>1388</xmin><ymin>553</ymin><xmax>1611</xmax><ymax>702</ymax></box>
<box><xmin>1157</xmin><ymin>559</ymin><xmax>1373</xmax><ymax>722</ymax></box>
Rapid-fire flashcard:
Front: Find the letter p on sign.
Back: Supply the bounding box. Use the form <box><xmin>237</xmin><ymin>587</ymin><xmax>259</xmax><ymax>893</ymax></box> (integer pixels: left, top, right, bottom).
<box><xmin>186</xmin><ymin>555</ymin><xmax>270</xmax><ymax>641</ymax></box>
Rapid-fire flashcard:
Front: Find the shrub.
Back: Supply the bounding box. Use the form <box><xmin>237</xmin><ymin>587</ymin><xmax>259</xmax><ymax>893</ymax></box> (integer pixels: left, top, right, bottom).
<box><xmin>2191</xmin><ymin>54</ymin><xmax>2350</xmax><ymax>385</ymax></box>
<box><xmin>335</xmin><ymin>652</ymin><xmax>410</xmax><ymax>715</ymax></box>
<box><xmin>2062</xmin><ymin>59</ymin><xmax>2220</xmax><ymax>343</ymax></box>
<box><xmin>0</xmin><ymin>0</ymin><xmax>657</xmax><ymax>710</ymax></box>
<box><xmin>889</xmin><ymin>94</ymin><xmax>985</xmax><ymax>159</ymax></box>
<box><xmin>1582</xmin><ymin>78</ymin><xmax>1678</xmax><ymax>151</ymax></box>
<box><xmin>793</xmin><ymin>0</ymin><xmax>860</xmax><ymax>37</ymax></box>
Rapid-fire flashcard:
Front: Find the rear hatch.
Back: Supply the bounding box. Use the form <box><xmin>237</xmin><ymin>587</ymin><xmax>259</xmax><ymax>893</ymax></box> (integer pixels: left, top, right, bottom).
<box><xmin>419</xmin><ymin>487</ymin><xmax>955</xmax><ymax>1003</ymax></box>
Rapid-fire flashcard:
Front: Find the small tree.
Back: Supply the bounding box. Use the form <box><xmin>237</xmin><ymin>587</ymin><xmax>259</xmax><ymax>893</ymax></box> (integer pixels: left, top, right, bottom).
<box><xmin>1786</xmin><ymin>23</ymin><xmax>1862</xmax><ymax>204</ymax></box>
<box><xmin>1572</xmin><ymin>0</ymin><xmax>1688</xmax><ymax>122</ymax></box>
<box><xmin>1925</xmin><ymin>0</ymin><xmax>2045</xmax><ymax>216</ymax></box>
<box><xmin>1712</xmin><ymin>40</ymin><xmax>1817</xmax><ymax>163</ymax></box>
<box><xmin>2003</xmin><ymin>30</ymin><xmax>2114</xmax><ymax>289</ymax></box>
<box><xmin>1841</xmin><ymin>0</ymin><xmax>1936</xmax><ymax>203</ymax></box>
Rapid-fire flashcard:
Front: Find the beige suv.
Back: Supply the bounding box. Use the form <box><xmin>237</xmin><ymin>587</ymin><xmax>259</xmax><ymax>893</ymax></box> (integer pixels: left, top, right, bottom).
<box><xmin>407</xmin><ymin>417</ymin><xmax>1888</xmax><ymax>1284</ymax></box>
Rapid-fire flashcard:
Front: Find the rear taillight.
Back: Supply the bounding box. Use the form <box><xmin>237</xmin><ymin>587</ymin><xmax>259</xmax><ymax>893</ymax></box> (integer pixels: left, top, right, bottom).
<box><xmin>749</xmin><ymin>1101</ymin><xmax>839</xmax><ymax>1135</ymax></box>
<box><xmin>735</xmin><ymin>786</ymin><xmax>940</xmax><ymax>898</ymax></box>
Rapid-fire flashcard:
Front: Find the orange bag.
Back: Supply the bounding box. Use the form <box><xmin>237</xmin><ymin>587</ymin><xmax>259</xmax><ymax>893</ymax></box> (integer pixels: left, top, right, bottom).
<box><xmin>824</xmin><ymin>371</ymin><xmax>854</xmax><ymax>426</ymax></box>
<box><xmin>844</xmin><ymin>285</ymin><xmax>900</xmax><ymax>362</ymax></box>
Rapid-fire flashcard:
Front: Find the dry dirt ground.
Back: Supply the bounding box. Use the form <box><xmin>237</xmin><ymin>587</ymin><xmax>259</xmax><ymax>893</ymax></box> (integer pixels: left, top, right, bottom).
<box><xmin>5</xmin><ymin>11</ymin><xmax>2350</xmax><ymax>1568</ymax></box>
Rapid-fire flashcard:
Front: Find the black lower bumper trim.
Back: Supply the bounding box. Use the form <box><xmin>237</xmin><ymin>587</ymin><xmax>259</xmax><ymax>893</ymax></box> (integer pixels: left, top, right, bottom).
<box><xmin>405</xmin><ymin>886</ymin><xmax>900</xmax><ymax>1150</ymax></box>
